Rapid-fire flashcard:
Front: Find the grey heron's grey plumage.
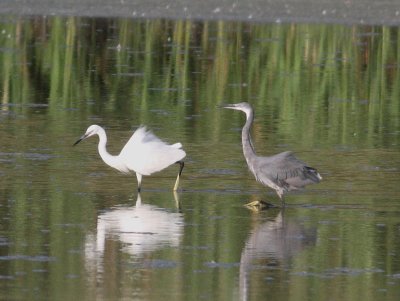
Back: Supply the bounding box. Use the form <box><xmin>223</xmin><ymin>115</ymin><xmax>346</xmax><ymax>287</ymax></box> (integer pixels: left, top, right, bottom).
<box><xmin>222</xmin><ymin>102</ymin><xmax>322</xmax><ymax>206</ymax></box>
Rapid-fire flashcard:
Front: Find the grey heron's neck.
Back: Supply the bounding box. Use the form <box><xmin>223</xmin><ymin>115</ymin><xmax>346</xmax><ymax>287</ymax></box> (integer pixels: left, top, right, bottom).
<box><xmin>242</xmin><ymin>109</ymin><xmax>257</xmax><ymax>159</ymax></box>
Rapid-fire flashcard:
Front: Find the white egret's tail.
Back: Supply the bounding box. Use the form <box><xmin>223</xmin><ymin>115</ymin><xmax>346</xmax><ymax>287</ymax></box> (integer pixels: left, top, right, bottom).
<box><xmin>171</xmin><ymin>142</ymin><xmax>183</xmax><ymax>148</ymax></box>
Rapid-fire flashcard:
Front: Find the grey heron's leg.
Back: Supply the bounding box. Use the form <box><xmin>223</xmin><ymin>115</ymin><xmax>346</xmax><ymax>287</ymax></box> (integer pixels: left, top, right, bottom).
<box><xmin>136</xmin><ymin>173</ymin><xmax>142</xmax><ymax>192</ymax></box>
<box><xmin>173</xmin><ymin>161</ymin><xmax>185</xmax><ymax>191</ymax></box>
<box><xmin>277</xmin><ymin>190</ymin><xmax>285</xmax><ymax>207</ymax></box>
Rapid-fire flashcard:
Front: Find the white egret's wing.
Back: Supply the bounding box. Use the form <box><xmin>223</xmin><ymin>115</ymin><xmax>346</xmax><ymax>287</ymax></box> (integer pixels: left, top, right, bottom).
<box><xmin>119</xmin><ymin>126</ymin><xmax>186</xmax><ymax>175</ymax></box>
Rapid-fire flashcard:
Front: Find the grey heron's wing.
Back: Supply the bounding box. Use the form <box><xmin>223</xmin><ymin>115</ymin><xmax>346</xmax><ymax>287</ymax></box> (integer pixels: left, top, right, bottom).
<box><xmin>257</xmin><ymin>151</ymin><xmax>321</xmax><ymax>190</ymax></box>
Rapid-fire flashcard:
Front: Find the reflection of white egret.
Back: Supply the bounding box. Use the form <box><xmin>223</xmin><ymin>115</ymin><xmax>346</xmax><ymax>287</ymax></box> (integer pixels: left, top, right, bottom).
<box><xmin>74</xmin><ymin>125</ymin><xmax>186</xmax><ymax>191</ymax></box>
<box><xmin>85</xmin><ymin>194</ymin><xmax>184</xmax><ymax>269</ymax></box>
<box><xmin>239</xmin><ymin>211</ymin><xmax>316</xmax><ymax>300</ymax></box>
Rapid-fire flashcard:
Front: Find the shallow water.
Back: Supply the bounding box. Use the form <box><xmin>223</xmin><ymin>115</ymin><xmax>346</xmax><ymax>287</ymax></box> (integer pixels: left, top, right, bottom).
<box><xmin>0</xmin><ymin>16</ymin><xmax>399</xmax><ymax>300</ymax></box>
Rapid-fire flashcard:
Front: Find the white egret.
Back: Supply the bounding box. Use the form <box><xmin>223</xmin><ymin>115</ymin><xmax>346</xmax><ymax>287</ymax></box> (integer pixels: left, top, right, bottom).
<box><xmin>74</xmin><ymin>125</ymin><xmax>186</xmax><ymax>191</ymax></box>
<box><xmin>222</xmin><ymin>102</ymin><xmax>322</xmax><ymax>207</ymax></box>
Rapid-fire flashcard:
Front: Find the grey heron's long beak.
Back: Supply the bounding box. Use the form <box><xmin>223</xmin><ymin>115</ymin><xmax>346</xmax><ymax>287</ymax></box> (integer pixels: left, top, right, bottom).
<box><xmin>218</xmin><ymin>103</ymin><xmax>237</xmax><ymax>109</ymax></box>
<box><xmin>73</xmin><ymin>134</ymin><xmax>88</xmax><ymax>146</ymax></box>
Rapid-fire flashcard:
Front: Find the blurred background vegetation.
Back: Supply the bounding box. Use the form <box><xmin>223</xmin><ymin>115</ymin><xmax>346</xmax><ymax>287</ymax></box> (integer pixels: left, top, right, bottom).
<box><xmin>0</xmin><ymin>17</ymin><xmax>398</xmax><ymax>148</ymax></box>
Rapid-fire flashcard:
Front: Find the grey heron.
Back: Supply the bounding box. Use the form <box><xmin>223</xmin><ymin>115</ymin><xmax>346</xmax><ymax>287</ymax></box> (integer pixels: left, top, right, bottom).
<box><xmin>222</xmin><ymin>102</ymin><xmax>322</xmax><ymax>207</ymax></box>
<box><xmin>73</xmin><ymin>125</ymin><xmax>186</xmax><ymax>191</ymax></box>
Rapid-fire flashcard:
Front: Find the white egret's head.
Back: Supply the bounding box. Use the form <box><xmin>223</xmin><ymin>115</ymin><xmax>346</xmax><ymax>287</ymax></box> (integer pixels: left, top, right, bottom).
<box><xmin>73</xmin><ymin>125</ymin><xmax>102</xmax><ymax>146</ymax></box>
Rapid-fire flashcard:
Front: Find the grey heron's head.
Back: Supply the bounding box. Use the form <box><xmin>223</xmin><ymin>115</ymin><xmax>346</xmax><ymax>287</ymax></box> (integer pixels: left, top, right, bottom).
<box><xmin>73</xmin><ymin>124</ymin><xmax>102</xmax><ymax>146</ymax></box>
<box><xmin>220</xmin><ymin>102</ymin><xmax>253</xmax><ymax>115</ymax></box>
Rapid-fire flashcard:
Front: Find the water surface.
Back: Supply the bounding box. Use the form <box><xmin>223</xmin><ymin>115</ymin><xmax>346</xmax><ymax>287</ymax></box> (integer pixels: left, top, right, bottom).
<box><xmin>0</xmin><ymin>16</ymin><xmax>399</xmax><ymax>300</ymax></box>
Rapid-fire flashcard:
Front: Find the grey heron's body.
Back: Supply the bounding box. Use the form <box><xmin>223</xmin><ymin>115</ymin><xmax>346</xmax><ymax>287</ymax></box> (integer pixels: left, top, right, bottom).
<box><xmin>222</xmin><ymin>102</ymin><xmax>321</xmax><ymax>206</ymax></box>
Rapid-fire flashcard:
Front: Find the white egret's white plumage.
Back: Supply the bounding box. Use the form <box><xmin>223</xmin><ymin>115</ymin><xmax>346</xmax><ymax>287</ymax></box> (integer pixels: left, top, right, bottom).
<box><xmin>74</xmin><ymin>125</ymin><xmax>186</xmax><ymax>191</ymax></box>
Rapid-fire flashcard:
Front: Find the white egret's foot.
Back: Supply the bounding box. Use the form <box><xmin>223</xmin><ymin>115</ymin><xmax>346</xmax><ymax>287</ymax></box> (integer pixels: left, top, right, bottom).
<box><xmin>173</xmin><ymin>175</ymin><xmax>180</xmax><ymax>191</ymax></box>
<box><xmin>173</xmin><ymin>191</ymin><xmax>181</xmax><ymax>210</ymax></box>
<box><xmin>244</xmin><ymin>200</ymin><xmax>276</xmax><ymax>211</ymax></box>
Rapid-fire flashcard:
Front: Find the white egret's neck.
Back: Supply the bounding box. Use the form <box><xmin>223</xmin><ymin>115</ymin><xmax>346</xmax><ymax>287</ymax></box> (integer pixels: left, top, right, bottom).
<box><xmin>95</xmin><ymin>127</ymin><xmax>121</xmax><ymax>170</ymax></box>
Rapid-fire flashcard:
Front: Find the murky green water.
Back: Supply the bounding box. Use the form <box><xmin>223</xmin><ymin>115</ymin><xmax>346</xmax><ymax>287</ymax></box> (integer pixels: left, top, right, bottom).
<box><xmin>0</xmin><ymin>16</ymin><xmax>399</xmax><ymax>300</ymax></box>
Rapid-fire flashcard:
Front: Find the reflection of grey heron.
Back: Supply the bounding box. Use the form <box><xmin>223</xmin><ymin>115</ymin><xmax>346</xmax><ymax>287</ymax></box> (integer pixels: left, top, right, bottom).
<box><xmin>239</xmin><ymin>211</ymin><xmax>316</xmax><ymax>300</ymax></box>
<box><xmin>222</xmin><ymin>102</ymin><xmax>322</xmax><ymax>206</ymax></box>
<box><xmin>74</xmin><ymin>125</ymin><xmax>186</xmax><ymax>191</ymax></box>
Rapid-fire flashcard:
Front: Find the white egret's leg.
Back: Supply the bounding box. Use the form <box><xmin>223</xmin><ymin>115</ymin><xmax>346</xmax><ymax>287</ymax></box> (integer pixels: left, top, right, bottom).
<box><xmin>135</xmin><ymin>193</ymin><xmax>142</xmax><ymax>207</ymax></box>
<box><xmin>173</xmin><ymin>161</ymin><xmax>184</xmax><ymax>191</ymax></box>
<box><xmin>173</xmin><ymin>175</ymin><xmax>180</xmax><ymax>191</ymax></box>
<box><xmin>136</xmin><ymin>173</ymin><xmax>143</xmax><ymax>192</ymax></box>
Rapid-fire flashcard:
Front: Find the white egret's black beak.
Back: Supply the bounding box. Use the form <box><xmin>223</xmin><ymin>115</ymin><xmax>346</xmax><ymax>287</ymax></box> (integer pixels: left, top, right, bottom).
<box><xmin>73</xmin><ymin>134</ymin><xmax>88</xmax><ymax>146</ymax></box>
